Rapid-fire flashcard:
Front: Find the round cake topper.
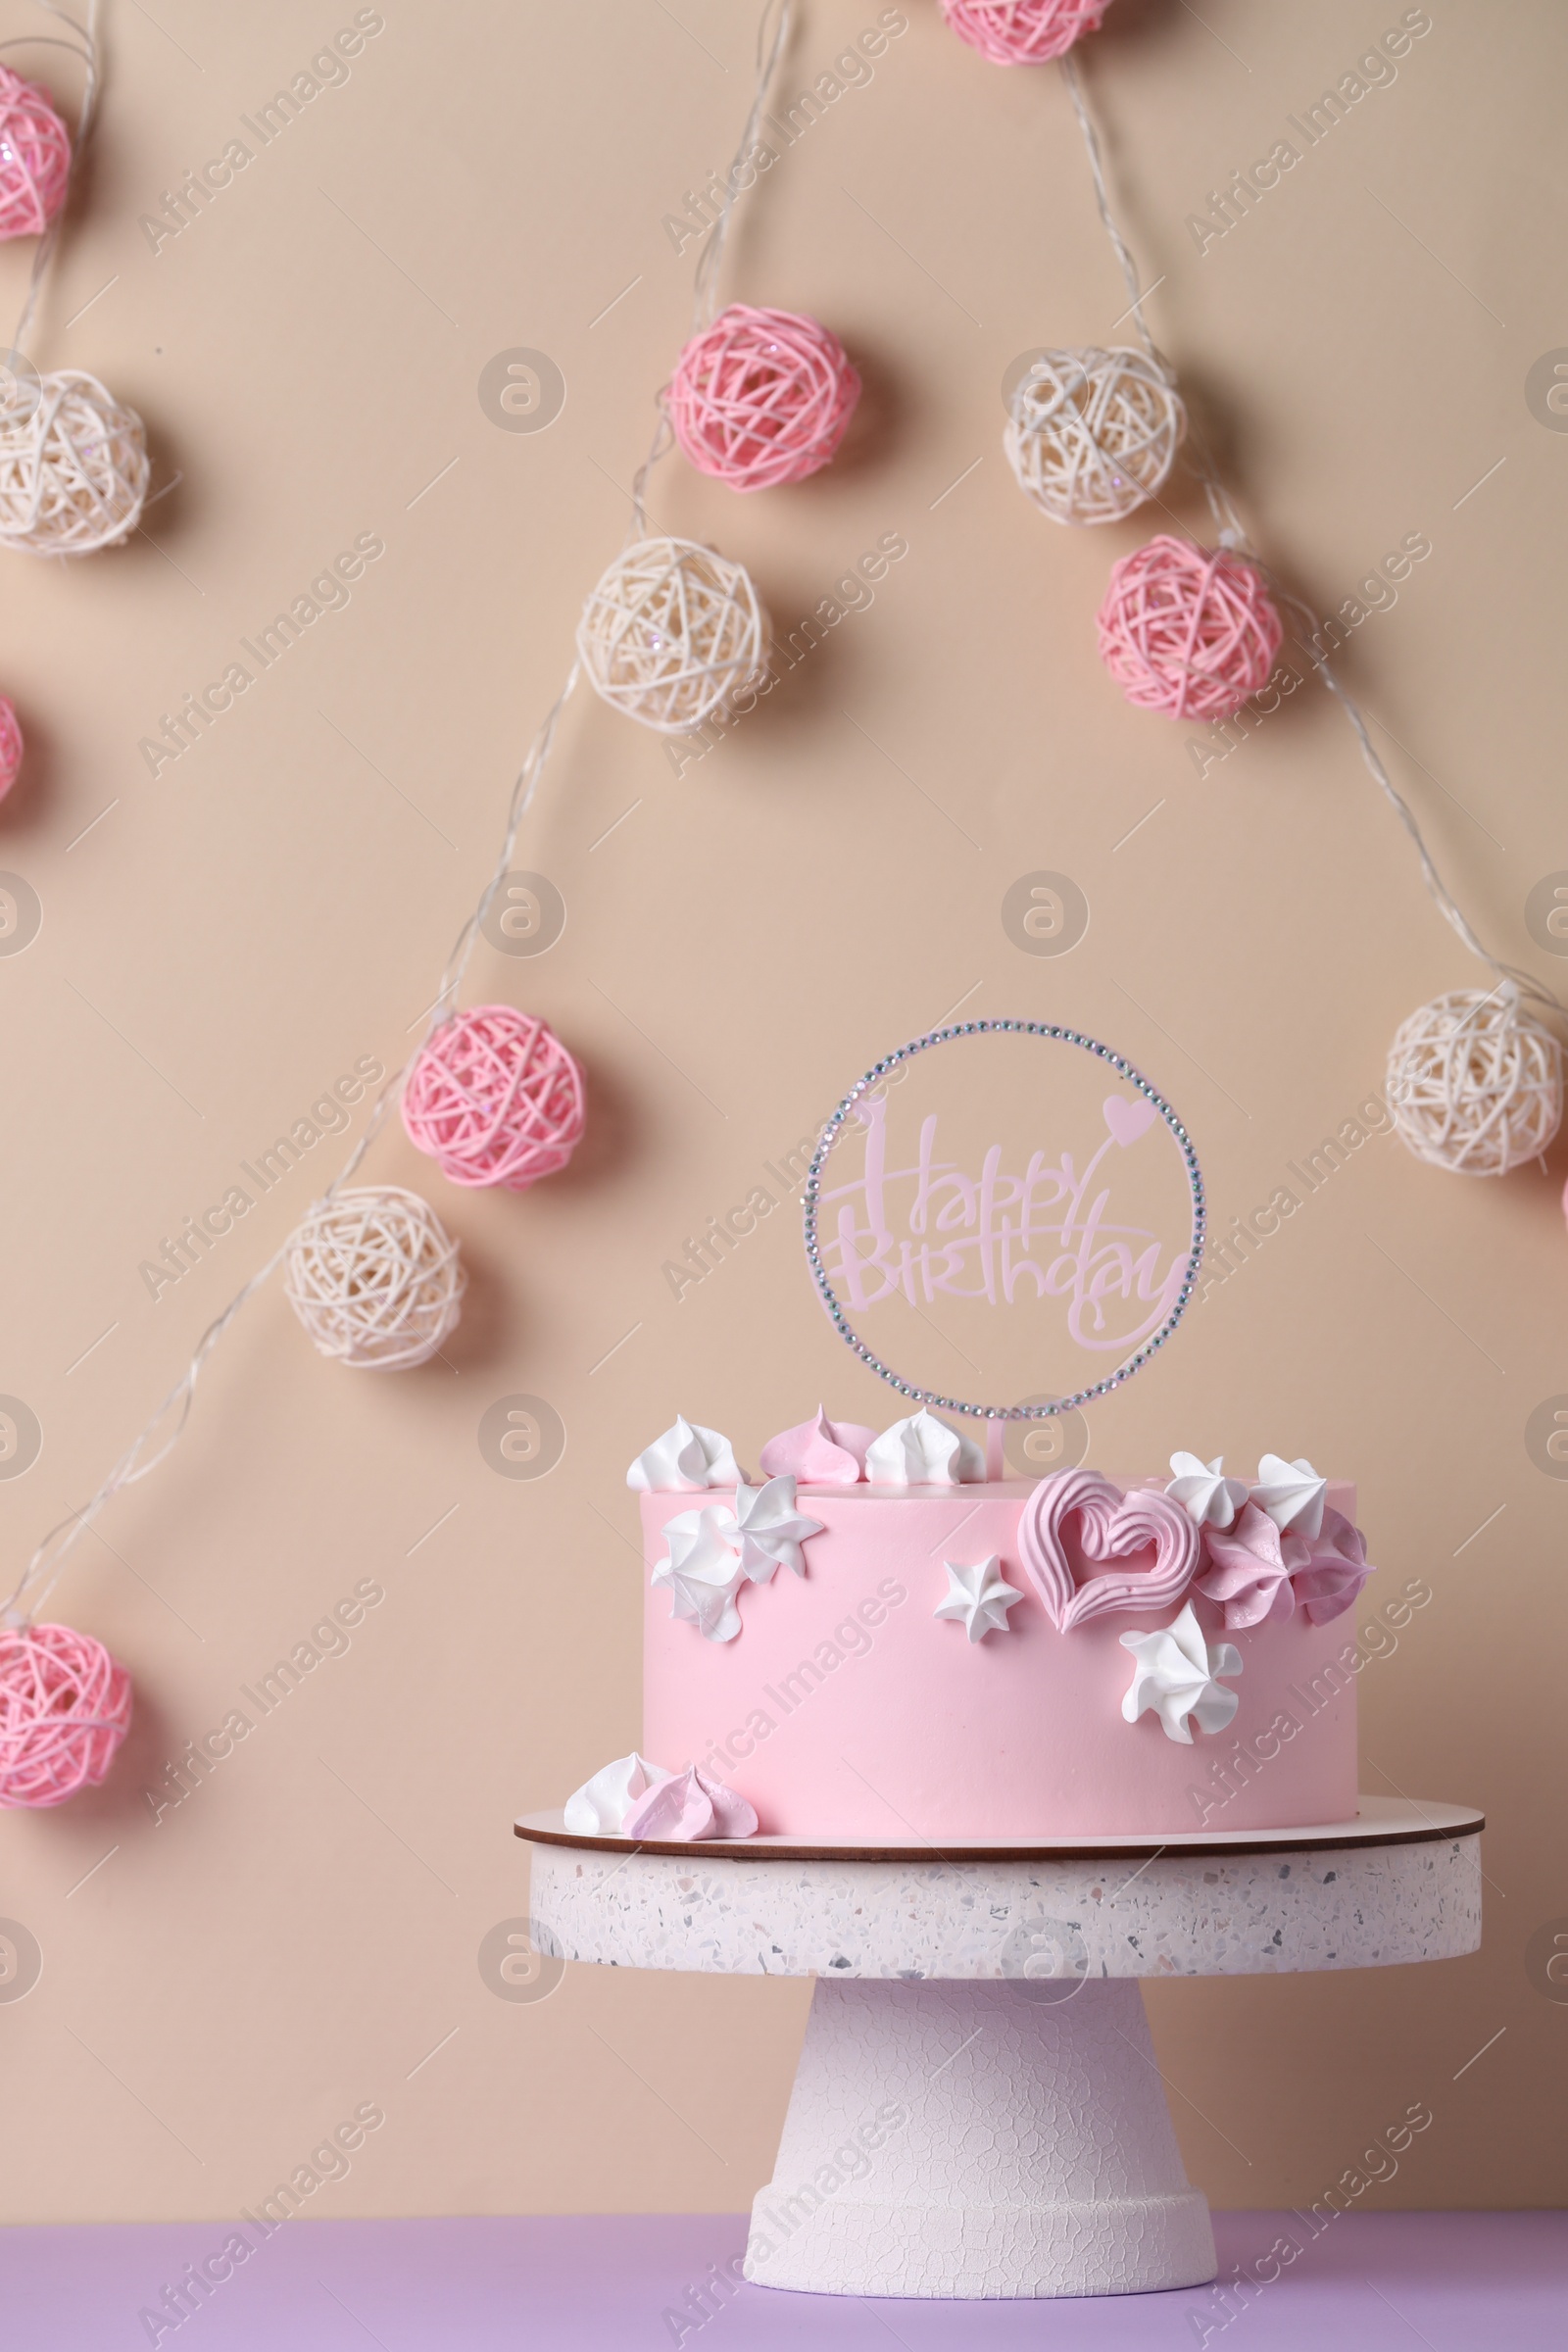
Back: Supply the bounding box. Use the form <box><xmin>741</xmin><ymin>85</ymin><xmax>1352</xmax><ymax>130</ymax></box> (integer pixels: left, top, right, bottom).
<box><xmin>803</xmin><ymin>1022</ymin><xmax>1203</xmax><ymax>1422</ymax></box>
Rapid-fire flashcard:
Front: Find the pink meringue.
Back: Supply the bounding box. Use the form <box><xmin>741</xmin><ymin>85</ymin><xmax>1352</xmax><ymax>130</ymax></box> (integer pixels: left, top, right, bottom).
<box><xmin>1291</xmin><ymin>1508</ymin><xmax>1375</xmax><ymax>1624</ymax></box>
<box><xmin>1194</xmin><ymin>1502</ymin><xmax>1305</xmax><ymax>1630</ymax></box>
<box><xmin>621</xmin><ymin>1764</ymin><xmax>759</xmax><ymax>1842</ymax></box>
<box><xmin>759</xmin><ymin>1406</ymin><xmax>877</xmax><ymax>1486</ymax></box>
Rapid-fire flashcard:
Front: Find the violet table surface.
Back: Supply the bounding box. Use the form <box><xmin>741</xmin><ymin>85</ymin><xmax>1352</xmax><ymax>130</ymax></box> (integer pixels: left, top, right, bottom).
<box><xmin>0</xmin><ymin>2212</ymin><xmax>1562</xmax><ymax>2348</ymax></box>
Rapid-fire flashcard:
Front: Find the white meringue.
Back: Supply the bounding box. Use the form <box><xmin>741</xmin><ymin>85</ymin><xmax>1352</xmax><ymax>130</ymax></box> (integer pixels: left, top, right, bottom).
<box><xmin>1120</xmin><ymin>1601</ymin><xmax>1242</xmax><ymax>1744</ymax></box>
<box><xmin>730</xmin><ymin>1474</ymin><xmax>824</xmax><ymax>1583</ymax></box>
<box><xmin>626</xmin><ymin>1414</ymin><xmax>743</xmax><ymax>1492</ymax></box>
<box><xmin>1252</xmin><ymin>1453</ymin><xmax>1328</xmax><ymax>1540</ymax></box>
<box><xmin>651</xmin><ymin>1505</ymin><xmax>748</xmax><ymax>1642</ymax></box>
<box><xmin>933</xmin><ymin>1555</ymin><xmax>1024</xmax><ymax>1642</ymax></box>
<box><xmin>1165</xmin><ymin>1451</ymin><xmax>1248</xmax><ymax>1530</ymax></box>
<box><xmin>864</xmin><ymin>1408</ymin><xmax>986</xmax><ymax>1487</ymax></box>
<box><xmin>564</xmin><ymin>1751</ymin><xmax>672</xmax><ymax>1836</ymax></box>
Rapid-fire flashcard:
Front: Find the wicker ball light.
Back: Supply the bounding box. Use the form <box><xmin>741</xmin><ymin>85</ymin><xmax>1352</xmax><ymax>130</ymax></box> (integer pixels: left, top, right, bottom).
<box><xmin>0</xmin><ymin>694</ymin><xmax>22</xmax><ymax>800</ymax></box>
<box><xmin>1386</xmin><ymin>986</ymin><xmax>1563</xmax><ymax>1176</ymax></box>
<box><xmin>940</xmin><ymin>0</ymin><xmax>1109</xmax><ymax>65</ymax></box>
<box><xmin>1005</xmin><ymin>346</ymin><xmax>1185</xmax><ymax>524</ymax></box>
<box><xmin>0</xmin><ymin>66</ymin><xmax>71</xmax><ymax>241</ymax></box>
<box><xmin>1098</xmin><ymin>534</ymin><xmax>1282</xmax><ymax>720</ymax></box>
<box><xmin>403</xmin><ymin>1006</ymin><xmax>586</xmax><ymax>1192</ymax></box>
<box><xmin>577</xmin><ymin>535</ymin><xmax>766</xmax><ymax>733</ymax></box>
<box><xmin>284</xmin><ymin>1186</ymin><xmax>466</xmax><ymax>1370</ymax></box>
<box><xmin>666</xmin><ymin>304</ymin><xmax>860</xmax><ymax>491</ymax></box>
<box><xmin>0</xmin><ymin>1622</ymin><xmax>131</xmax><ymax>1808</ymax></box>
<box><xmin>0</xmin><ymin>368</ymin><xmax>149</xmax><ymax>555</ymax></box>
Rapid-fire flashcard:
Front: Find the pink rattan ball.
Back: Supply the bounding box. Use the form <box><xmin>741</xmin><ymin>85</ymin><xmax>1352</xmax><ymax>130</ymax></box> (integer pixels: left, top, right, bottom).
<box><xmin>402</xmin><ymin>1006</ymin><xmax>586</xmax><ymax>1191</ymax></box>
<box><xmin>939</xmin><ymin>0</ymin><xmax>1109</xmax><ymax>65</ymax></box>
<box><xmin>0</xmin><ymin>695</ymin><xmax>21</xmax><ymax>800</ymax></box>
<box><xmin>0</xmin><ymin>1623</ymin><xmax>132</xmax><ymax>1808</ymax></box>
<box><xmin>666</xmin><ymin>305</ymin><xmax>860</xmax><ymax>492</ymax></box>
<box><xmin>0</xmin><ymin>68</ymin><xmax>71</xmax><ymax>241</ymax></box>
<box><xmin>1097</xmin><ymin>535</ymin><xmax>1283</xmax><ymax>721</ymax></box>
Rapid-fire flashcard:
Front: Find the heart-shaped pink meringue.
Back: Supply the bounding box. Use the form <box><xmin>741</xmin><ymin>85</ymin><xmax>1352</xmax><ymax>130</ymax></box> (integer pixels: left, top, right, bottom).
<box><xmin>1018</xmin><ymin>1467</ymin><xmax>1201</xmax><ymax>1632</ymax></box>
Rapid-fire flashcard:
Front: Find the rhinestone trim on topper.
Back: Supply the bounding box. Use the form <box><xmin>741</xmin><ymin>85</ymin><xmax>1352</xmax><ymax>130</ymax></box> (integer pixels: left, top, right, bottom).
<box><xmin>801</xmin><ymin>1021</ymin><xmax>1205</xmax><ymax>1424</ymax></box>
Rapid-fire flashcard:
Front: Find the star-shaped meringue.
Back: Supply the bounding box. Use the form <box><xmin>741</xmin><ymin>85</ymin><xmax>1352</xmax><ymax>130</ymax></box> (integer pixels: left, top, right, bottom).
<box><xmin>933</xmin><ymin>1554</ymin><xmax>1024</xmax><ymax>1642</ymax></box>
<box><xmin>1166</xmin><ymin>1451</ymin><xmax>1248</xmax><ymax>1530</ymax></box>
<box><xmin>1252</xmin><ymin>1453</ymin><xmax>1328</xmax><ymax>1540</ymax></box>
<box><xmin>651</xmin><ymin>1505</ymin><xmax>747</xmax><ymax>1642</ymax></box>
<box><xmin>730</xmin><ymin>1474</ymin><xmax>824</xmax><ymax>1583</ymax></box>
<box><xmin>1120</xmin><ymin>1601</ymin><xmax>1242</xmax><ymax>1743</ymax></box>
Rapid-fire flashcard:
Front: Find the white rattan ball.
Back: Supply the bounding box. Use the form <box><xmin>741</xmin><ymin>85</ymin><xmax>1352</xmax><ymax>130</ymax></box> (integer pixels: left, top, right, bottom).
<box><xmin>576</xmin><ymin>535</ymin><xmax>766</xmax><ymax>733</ymax></box>
<box><xmin>0</xmin><ymin>369</ymin><xmax>150</xmax><ymax>555</ymax></box>
<box><xmin>1386</xmin><ymin>986</ymin><xmax>1563</xmax><ymax>1176</ymax></box>
<box><xmin>1004</xmin><ymin>346</ymin><xmax>1185</xmax><ymax>525</ymax></box>
<box><xmin>284</xmin><ymin>1187</ymin><xmax>466</xmax><ymax>1370</ymax></box>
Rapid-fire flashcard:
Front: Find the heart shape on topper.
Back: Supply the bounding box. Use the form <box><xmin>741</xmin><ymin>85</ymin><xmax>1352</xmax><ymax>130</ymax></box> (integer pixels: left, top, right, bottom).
<box><xmin>1103</xmin><ymin>1094</ymin><xmax>1158</xmax><ymax>1148</ymax></box>
<box><xmin>1018</xmin><ymin>1467</ymin><xmax>1201</xmax><ymax>1632</ymax></box>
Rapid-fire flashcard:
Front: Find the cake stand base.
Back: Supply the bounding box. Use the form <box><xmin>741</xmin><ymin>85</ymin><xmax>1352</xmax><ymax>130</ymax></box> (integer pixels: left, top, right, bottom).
<box><xmin>518</xmin><ymin>1800</ymin><xmax>1482</xmax><ymax>2303</ymax></box>
<box><xmin>745</xmin><ymin>1976</ymin><xmax>1212</xmax><ymax>2299</ymax></box>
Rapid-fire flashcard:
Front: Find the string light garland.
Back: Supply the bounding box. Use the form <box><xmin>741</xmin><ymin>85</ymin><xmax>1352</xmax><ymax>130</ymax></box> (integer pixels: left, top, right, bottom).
<box><xmin>666</xmin><ymin>304</ymin><xmax>859</xmax><ymax>491</ymax></box>
<box><xmin>996</xmin><ymin>57</ymin><xmax>1188</xmax><ymax>540</ymax></box>
<box><xmin>0</xmin><ymin>61</ymin><xmax>70</xmax><ymax>239</ymax></box>
<box><xmin>575</xmin><ymin>0</ymin><xmax>796</xmax><ymax>726</ymax></box>
<box><xmin>403</xmin><ymin>1008</ymin><xmax>586</xmax><ymax>1192</ymax></box>
<box><xmin>1004</xmin><ymin>345</ymin><xmax>1185</xmax><ymax>525</ymax></box>
<box><xmin>0</xmin><ymin>4</ymin><xmax>155</xmax><ymax>1803</ymax></box>
<box><xmin>0</xmin><ymin>5</ymin><xmax>151</xmax><ymax>560</ymax></box>
<box><xmin>283</xmin><ymin>1188</ymin><xmax>466</xmax><ymax>1370</ymax></box>
<box><xmin>0</xmin><ymin>9</ymin><xmax>821</xmax><ymax>1805</ymax></box>
<box><xmin>961</xmin><ymin>30</ymin><xmax>1567</xmax><ymax>1177</ymax></box>
<box><xmin>0</xmin><ymin>693</ymin><xmax>23</xmax><ymax>797</ymax></box>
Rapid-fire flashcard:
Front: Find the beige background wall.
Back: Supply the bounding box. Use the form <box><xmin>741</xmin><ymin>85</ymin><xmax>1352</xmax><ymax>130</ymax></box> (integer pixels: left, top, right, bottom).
<box><xmin>0</xmin><ymin>0</ymin><xmax>1562</xmax><ymax>2224</ymax></box>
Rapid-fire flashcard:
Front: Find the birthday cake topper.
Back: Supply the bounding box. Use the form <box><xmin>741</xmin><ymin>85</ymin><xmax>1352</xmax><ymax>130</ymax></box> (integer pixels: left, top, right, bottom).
<box><xmin>803</xmin><ymin>1022</ymin><xmax>1203</xmax><ymax>1422</ymax></box>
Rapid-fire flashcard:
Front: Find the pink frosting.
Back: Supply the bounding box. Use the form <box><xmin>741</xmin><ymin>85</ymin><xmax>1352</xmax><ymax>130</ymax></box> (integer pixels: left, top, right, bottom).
<box><xmin>642</xmin><ymin>1480</ymin><xmax>1362</xmax><ymax>1841</ymax></box>
<box><xmin>621</xmin><ymin>1764</ymin><xmax>759</xmax><ymax>1842</ymax></box>
<box><xmin>1291</xmin><ymin>1508</ymin><xmax>1374</xmax><ymax>1624</ymax></box>
<box><xmin>759</xmin><ymin>1407</ymin><xmax>878</xmax><ymax>1486</ymax></box>
<box><xmin>1194</xmin><ymin>1503</ymin><xmax>1304</xmax><ymax>1629</ymax></box>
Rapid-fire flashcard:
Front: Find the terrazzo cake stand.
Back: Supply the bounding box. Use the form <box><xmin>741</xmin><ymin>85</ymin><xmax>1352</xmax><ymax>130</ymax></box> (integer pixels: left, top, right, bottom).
<box><xmin>516</xmin><ymin>1795</ymin><xmax>1482</xmax><ymax>2303</ymax></box>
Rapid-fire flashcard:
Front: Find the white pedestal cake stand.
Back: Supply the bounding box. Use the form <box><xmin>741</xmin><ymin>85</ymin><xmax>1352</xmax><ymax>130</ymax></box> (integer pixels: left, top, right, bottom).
<box><xmin>516</xmin><ymin>1796</ymin><xmax>1482</xmax><ymax>2302</ymax></box>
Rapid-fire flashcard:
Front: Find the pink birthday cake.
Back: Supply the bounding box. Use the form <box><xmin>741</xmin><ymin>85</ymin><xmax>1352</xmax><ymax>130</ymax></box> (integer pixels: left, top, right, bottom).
<box><xmin>564</xmin><ymin>1405</ymin><xmax>1372</xmax><ymax>1845</ymax></box>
